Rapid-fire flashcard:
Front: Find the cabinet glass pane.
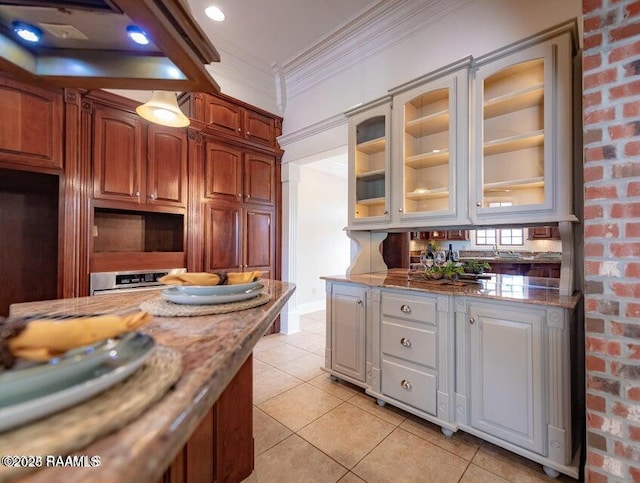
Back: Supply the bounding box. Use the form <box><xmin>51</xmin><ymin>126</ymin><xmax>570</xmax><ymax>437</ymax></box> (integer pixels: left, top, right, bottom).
<box><xmin>402</xmin><ymin>88</ymin><xmax>450</xmax><ymax>214</ymax></box>
<box><xmin>481</xmin><ymin>59</ymin><xmax>545</xmax><ymax>208</ymax></box>
<box><xmin>355</xmin><ymin>116</ymin><xmax>386</xmax><ymax>219</ymax></box>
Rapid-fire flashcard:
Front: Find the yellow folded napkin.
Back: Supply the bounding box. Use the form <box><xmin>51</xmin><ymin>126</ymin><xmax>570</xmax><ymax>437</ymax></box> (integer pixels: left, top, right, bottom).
<box><xmin>7</xmin><ymin>311</ymin><xmax>152</xmax><ymax>361</ymax></box>
<box><xmin>159</xmin><ymin>271</ymin><xmax>262</xmax><ymax>286</ymax></box>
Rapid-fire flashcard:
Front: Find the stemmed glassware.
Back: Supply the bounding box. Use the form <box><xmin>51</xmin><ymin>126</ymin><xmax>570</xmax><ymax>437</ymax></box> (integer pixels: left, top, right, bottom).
<box><xmin>434</xmin><ymin>250</ymin><xmax>446</xmax><ymax>266</ymax></box>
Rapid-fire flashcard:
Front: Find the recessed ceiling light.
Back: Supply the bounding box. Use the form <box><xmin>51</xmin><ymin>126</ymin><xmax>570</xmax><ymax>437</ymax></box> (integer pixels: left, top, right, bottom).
<box><xmin>12</xmin><ymin>21</ymin><xmax>42</xmax><ymax>43</ymax></box>
<box><xmin>205</xmin><ymin>6</ymin><xmax>225</xmax><ymax>22</ymax></box>
<box><xmin>126</xmin><ymin>25</ymin><xmax>149</xmax><ymax>45</ymax></box>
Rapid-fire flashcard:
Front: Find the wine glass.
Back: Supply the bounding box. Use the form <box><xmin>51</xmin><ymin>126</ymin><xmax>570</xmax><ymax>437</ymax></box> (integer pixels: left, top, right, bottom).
<box><xmin>434</xmin><ymin>250</ymin><xmax>446</xmax><ymax>266</ymax></box>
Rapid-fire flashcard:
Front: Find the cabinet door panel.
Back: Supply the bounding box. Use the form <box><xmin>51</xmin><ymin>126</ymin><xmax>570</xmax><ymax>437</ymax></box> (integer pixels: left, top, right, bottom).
<box><xmin>244</xmin><ymin>209</ymin><xmax>273</xmax><ymax>269</ymax></box>
<box><xmin>204</xmin><ymin>97</ymin><xmax>243</xmax><ymax>136</ymax></box>
<box><xmin>204</xmin><ymin>202</ymin><xmax>241</xmax><ymax>271</ymax></box>
<box><xmin>469</xmin><ymin>303</ymin><xmax>544</xmax><ymax>454</ymax></box>
<box><xmin>381</xmin><ymin>359</ymin><xmax>437</xmax><ymax>415</ymax></box>
<box><xmin>147</xmin><ymin>125</ymin><xmax>187</xmax><ymax>207</ymax></box>
<box><xmin>330</xmin><ymin>284</ymin><xmax>366</xmax><ymax>382</ymax></box>
<box><xmin>245</xmin><ymin>109</ymin><xmax>275</xmax><ymax>146</ymax></box>
<box><xmin>0</xmin><ymin>78</ymin><xmax>63</xmax><ymax>170</ymax></box>
<box><xmin>244</xmin><ymin>152</ymin><xmax>275</xmax><ymax>205</ymax></box>
<box><xmin>93</xmin><ymin>107</ymin><xmax>143</xmax><ymax>203</ymax></box>
<box><xmin>204</xmin><ymin>142</ymin><xmax>243</xmax><ymax>202</ymax></box>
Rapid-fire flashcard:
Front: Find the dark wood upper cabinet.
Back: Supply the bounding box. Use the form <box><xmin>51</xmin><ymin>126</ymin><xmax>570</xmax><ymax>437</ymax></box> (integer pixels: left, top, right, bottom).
<box><xmin>245</xmin><ymin>208</ymin><xmax>274</xmax><ymax>279</ymax></box>
<box><xmin>204</xmin><ymin>141</ymin><xmax>243</xmax><ymax>202</ymax></box>
<box><xmin>203</xmin><ymin>96</ymin><xmax>244</xmax><ymax>137</ymax></box>
<box><xmin>245</xmin><ymin>109</ymin><xmax>276</xmax><ymax>146</ymax></box>
<box><xmin>528</xmin><ymin>226</ymin><xmax>561</xmax><ymax>240</ymax></box>
<box><xmin>244</xmin><ymin>152</ymin><xmax>276</xmax><ymax>205</ymax></box>
<box><xmin>203</xmin><ymin>201</ymin><xmax>242</xmax><ymax>272</ymax></box>
<box><xmin>147</xmin><ymin>125</ymin><xmax>188</xmax><ymax>208</ymax></box>
<box><xmin>0</xmin><ymin>77</ymin><xmax>63</xmax><ymax>171</ymax></box>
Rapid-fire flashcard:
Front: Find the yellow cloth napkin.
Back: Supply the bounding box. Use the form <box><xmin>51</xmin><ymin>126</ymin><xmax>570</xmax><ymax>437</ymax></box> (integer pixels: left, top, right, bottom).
<box><xmin>159</xmin><ymin>271</ymin><xmax>262</xmax><ymax>286</ymax></box>
<box><xmin>7</xmin><ymin>311</ymin><xmax>152</xmax><ymax>361</ymax></box>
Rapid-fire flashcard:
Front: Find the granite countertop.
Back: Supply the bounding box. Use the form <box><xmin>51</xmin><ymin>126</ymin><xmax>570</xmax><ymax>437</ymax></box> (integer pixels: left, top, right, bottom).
<box><xmin>322</xmin><ymin>269</ymin><xmax>579</xmax><ymax>309</ymax></box>
<box><xmin>457</xmin><ymin>256</ymin><xmax>562</xmax><ymax>264</ymax></box>
<box><xmin>7</xmin><ymin>279</ymin><xmax>295</xmax><ymax>483</ymax></box>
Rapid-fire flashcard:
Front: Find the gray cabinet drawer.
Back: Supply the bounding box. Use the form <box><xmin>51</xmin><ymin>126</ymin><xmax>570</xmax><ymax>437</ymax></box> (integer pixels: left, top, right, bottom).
<box><xmin>382</xmin><ymin>320</ymin><xmax>436</xmax><ymax>368</ymax></box>
<box><xmin>381</xmin><ymin>359</ymin><xmax>437</xmax><ymax>415</ymax></box>
<box><xmin>381</xmin><ymin>292</ymin><xmax>437</xmax><ymax>325</ymax></box>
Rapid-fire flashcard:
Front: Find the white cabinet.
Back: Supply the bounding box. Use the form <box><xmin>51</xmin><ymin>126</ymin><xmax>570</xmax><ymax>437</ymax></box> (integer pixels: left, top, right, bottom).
<box><xmin>470</xmin><ymin>25</ymin><xmax>576</xmax><ymax>224</ymax></box>
<box><xmin>390</xmin><ymin>57</ymin><xmax>471</xmax><ymax>226</ymax></box>
<box><xmin>325</xmin><ymin>282</ymin><xmax>368</xmax><ymax>385</ymax></box>
<box><xmin>346</xmin><ymin>97</ymin><xmax>392</xmax><ymax>227</ymax></box>
<box><xmin>454</xmin><ymin>297</ymin><xmax>575</xmax><ymax>473</ymax></box>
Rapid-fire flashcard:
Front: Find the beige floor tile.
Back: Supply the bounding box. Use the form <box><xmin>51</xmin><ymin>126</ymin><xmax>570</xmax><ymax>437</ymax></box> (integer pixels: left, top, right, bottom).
<box><xmin>298</xmin><ymin>402</ymin><xmax>395</xmax><ymax>469</ymax></box>
<box><xmin>399</xmin><ymin>415</ymin><xmax>482</xmax><ymax>461</ymax></box>
<box><xmin>283</xmin><ymin>331</ymin><xmax>326</xmax><ymax>355</ymax></box>
<box><xmin>303</xmin><ymin>310</ymin><xmax>327</xmax><ymax>322</ymax></box>
<box><xmin>308</xmin><ymin>373</ymin><xmax>361</xmax><ymax>400</ymax></box>
<box><xmin>460</xmin><ymin>463</ymin><xmax>510</xmax><ymax>483</ymax></box>
<box><xmin>338</xmin><ymin>472</ymin><xmax>366</xmax><ymax>482</ymax></box>
<box><xmin>245</xmin><ymin>434</ymin><xmax>347</xmax><ymax>483</ymax></box>
<box><xmin>258</xmin><ymin>383</ymin><xmax>343</xmax><ymax>431</ymax></box>
<box><xmin>278</xmin><ymin>353</ymin><xmax>325</xmax><ymax>381</ymax></box>
<box><xmin>253</xmin><ymin>367</ymin><xmax>303</xmax><ymax>404</ymax></box>
<box><xmin>347</xmin><ymin>392</ymin><xmax>408</xmax><ymax>426</ymax></box>
<box><xmin>254</xmin><ymin>333</ymin><xmax>288</xmax><ymax>353</ymax></box>
<box><xmin>352</xmin><ymin>427</ymin><xmax>469</xmax><ymax>482</ymax></box>
<box><xmin>253</xmin><ymin>407</ymin><xmax>293</xmax><ymax>456</ymax></box>
<box><xmin>301</xmin><ymin>319</ymin><xmax>327</xmax><ymax>336</ymax></box>
<box><xmin>253</xmin><ymin>358</ymin><xmax>272</xmax><ymax>375</ymax></box>
<box><xmin>254</xmin><ymin>343</ymin><xmax>310</xmax><ymax>366</ymax></box>
<box><xmin>472</xmin><ymin>442</ymin><xmax>579</xmax><ymax>482</ymax></box>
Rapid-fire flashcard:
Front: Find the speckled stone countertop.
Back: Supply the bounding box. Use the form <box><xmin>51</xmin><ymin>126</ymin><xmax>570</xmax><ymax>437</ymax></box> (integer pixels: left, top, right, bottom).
<box><xmin>7</xmin><ymin>279</ymin><xmax>295</xmax><ymax>483</ymax></box>
<box><xmin>322</xmin><ymin>269</ymin><xmax>579</xmax><ymax>309</ymax></box>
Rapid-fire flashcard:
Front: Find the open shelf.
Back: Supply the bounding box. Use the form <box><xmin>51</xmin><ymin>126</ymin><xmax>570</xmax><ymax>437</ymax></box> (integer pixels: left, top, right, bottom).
<box><xmin>357</xmin><ymin>196</ymin><xmax>386</xmax><ymax>206</ymax></box>
<box><xmin>405</xmin><ymin>150</ymin><xmax>449</xmax><ymax>169</ymax></box>
<box><xmin>356</xmin><ymin>168</ymin><xmax>385</xmax><ymax>181</ymax></box>
<box><xmin>484</xmin><ymin>176</ymin><xmax>544</xmax><ymax>192</ymax></box>
<box><xmin>356</xmin><ymin>136</ymin><xmax>386</xmax><ymax>155</ymax></box>
<box><xmin>405</xmin><ymin>109</ymin><xmax>449</xmax><ymax>137</ymax></box>
<box><xmin>484</xmin><ymin>83</ymin><xmax>544</xmax><ymax>119</ymax></box>
<box><xmin>483</xmin><ymin>130</ymin><xmax>544</xmax><ymax>156</ymax></box>
<box><xmin>404</xmin><ymin>187</ymin><xmax>449</xmax><ymax>200</ymax></box>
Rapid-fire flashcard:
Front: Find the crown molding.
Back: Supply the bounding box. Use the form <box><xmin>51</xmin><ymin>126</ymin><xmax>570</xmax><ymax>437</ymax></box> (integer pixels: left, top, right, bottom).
<box><xmin>278</xmin><ymin>112</ymin><xmax>347</xmax><ymax>147</ymax></box>
<box><xmin>280</xmin><ymin>0</ymin><xmax>477</xmax><ymax>100</ymax></box>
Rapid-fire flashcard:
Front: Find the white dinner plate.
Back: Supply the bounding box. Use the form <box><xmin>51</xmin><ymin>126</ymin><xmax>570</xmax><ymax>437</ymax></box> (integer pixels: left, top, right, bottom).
<box><xmin>0</xmin><ymin>332</ymin><xmax>155</xmax><ymax>432</ymax></box>
<box><xmin>162</xmin><ymin>285</ymin><xmax>263</xmax><ymax>305</ymax></box>
<box><xmin>169</xmin><ymin>280</ymin><xmax>262</xmax><ymax>296</ymax></box>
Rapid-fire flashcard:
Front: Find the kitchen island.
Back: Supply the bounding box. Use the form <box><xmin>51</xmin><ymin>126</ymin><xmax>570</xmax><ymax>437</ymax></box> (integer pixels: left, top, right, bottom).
<box><xmin>5</xmin><ymin>279</ymin><xmax>295</xmax><ymax>483</ymax></box>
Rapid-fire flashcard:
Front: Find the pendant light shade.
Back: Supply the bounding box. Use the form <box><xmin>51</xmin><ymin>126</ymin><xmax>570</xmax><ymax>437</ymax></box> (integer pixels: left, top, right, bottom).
<box><xmin>136</xmin><ymin>91</ymin><xmax>190</xmax><ymax>127</ymax></box>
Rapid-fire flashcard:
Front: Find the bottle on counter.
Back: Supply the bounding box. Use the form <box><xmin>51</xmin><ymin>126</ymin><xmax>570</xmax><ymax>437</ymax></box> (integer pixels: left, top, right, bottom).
<box><xmin>426</xmin><ymin>244</ymin><xmax>435</xmax><ymax>261</ymax></box>
<box><xmin>446</xmin><ymin>243</ymin><xmax>454</xmax><ymax>262</ymax></box>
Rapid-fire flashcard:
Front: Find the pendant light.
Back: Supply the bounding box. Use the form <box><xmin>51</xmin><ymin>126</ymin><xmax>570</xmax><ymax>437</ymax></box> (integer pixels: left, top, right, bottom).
<box><xmin>136</xmin><ymin>91</ymin><xmax>190</xmax><ymax>127</ymax></box>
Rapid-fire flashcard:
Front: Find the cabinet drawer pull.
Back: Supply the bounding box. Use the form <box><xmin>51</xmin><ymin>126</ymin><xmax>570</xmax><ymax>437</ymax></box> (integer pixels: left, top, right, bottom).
<box><xmin>400</xmin><ymin>379</ymin><xmax>412</xmax><ymax>390</ymax></box>
<box><xmin>356</xmin><ymin>299</ymin><xmax>362</xmax><ymax>305</ymax></box>
<box><xmin>476</xmin><ymin>201</ymin><xmax>482</xmax><ymax>207</ymax></box>
<box><xmin>400</xmin><ymin>337</ymin><xmax>411</xmax><ymax>347</ymax></box>
<box><xmin>469</xmin><ymin>317</ymin><xmax>476</xmax><ymax>324</ymax></box>
<box><xmin>400</xmin><ymin>304</ymin><xmax>411</xmax><ymax>313</ymax></box>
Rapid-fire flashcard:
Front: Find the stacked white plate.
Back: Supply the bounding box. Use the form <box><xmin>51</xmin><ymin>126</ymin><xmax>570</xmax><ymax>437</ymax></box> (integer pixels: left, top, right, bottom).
<box><xmin>161</xmin><ymin>281</ymin><xmax>263</xmax><ymax>305</ymax></box>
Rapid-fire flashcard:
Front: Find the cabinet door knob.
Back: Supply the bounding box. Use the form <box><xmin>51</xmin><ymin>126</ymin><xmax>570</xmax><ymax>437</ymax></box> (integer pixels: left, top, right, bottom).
<box><xmin>384</xmin><ymin>210</ymin><xmax>389</xmax><ymax>215</ymax></box>
<box><xmin>237</xmin><ymin>127</ymin><xmax>242</xmax><ymax>132</ymax></box>
<box><xmin>246</xmin><ymin>131</ymin><xmax>251</xmax><ymax>136</ymax></box>
<box><xmin>398</xmin><ymin>208</ymin><xmax>403</xmax><ymax>212</ymax></box>
<box><xmin>148</xmin><ymin>194</ymin><xmax>156</xmax><ymax>200</ymax></box>
<box><xmin>469</xmin><ymin>317</ymin><xmax>476</xmax><ymax>324</ymax></box>
<box><xmin>476</xmin><ymin>201</ymin><xmax>482</xmax><ymax>207</ymax></box>
<box><xmin>400</xmin><ymin>379</ymin><xmax>412</xmax><ymax>390</ymax></box>
<box><xmin>356</xmin><ymin>299</ymin><xmax>362</xmax><ymax>305</ymax></box>
<box><xmin>135</xmin><ymin>191</ymin><xmax>140</xmax><ymax>197</ymax></box>
<box><xmin>400</xmin><ymin>337</ymin><xmax>411</xmax><ymax>347</ymax></box>
<box><xmin>400</xmin><ymin>304</ymin><xmax>411</xmax><ymax>313</ymax></box>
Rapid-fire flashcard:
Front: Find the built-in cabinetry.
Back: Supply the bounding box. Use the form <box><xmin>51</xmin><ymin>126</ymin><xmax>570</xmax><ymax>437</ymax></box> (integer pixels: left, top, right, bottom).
<box><xmin>529</xmin><ymin>226</ymin><xmax>561</xmax><ymax>240</ymax></box>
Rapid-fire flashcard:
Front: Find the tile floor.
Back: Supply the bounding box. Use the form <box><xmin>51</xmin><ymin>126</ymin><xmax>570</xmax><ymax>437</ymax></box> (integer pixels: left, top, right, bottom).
<box><xmin>242</xmin><ymin>310</ymin><xmax>581</xmax><ymax>483</ymax></box>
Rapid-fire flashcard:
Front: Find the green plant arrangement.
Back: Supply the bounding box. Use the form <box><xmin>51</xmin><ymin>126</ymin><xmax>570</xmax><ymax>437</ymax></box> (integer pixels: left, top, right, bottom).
<box><xmin>423</xmin><ymin>262</ymin><xmax>465</xmax><ymax>280</ymax></box>
<box><xmin>463</xmin><ymin>259</ymin><xmax>492</xmax><ymax>274</ymax></box>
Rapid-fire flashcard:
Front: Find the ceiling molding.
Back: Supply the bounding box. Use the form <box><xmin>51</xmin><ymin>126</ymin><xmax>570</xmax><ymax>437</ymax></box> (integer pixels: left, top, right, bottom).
<box><xmin>207</xmin><ymin>48</ymin><xmax>276</xmax><ymax>102</ymax></box>
<box><xmin>280</xmin><ymin>0</ymin><xmax>477</xmax><ymax>100</ymax></box>
<box><xmin>277</xmin><ymin>112</ymin><xmax>346</xmax><ymax>147</ymax></box>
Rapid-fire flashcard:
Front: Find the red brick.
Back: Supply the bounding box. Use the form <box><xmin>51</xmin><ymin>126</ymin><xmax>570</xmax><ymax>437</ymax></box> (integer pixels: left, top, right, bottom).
<box><xmin>586</xmin><ymin>70</ymin><xmax>618</xmax><ymax>90</ymax></box>
<box><xmin>585</xmin><ymin>185</ymin><xmax>619</xmax><ymax>200</ymax></box>
<box><xmin>584</xmin><ymin>33</ymin><xmax>603</xmax><ymax>51</ymax></box>
<box><xmin>609</xmin><ymin>122</ymin><xmax>640</xmax><ymax>139</ymax></box>
<box><xmin>614</xmin><ymin>401</ymin><xmax>630</xmax><ymax>418</ymax></box>
<box><xmin>585</xmin><ymin>242</ymin><xmax>605</xmax><ymax>257</ymax></box>
<box><xmin>585</xmin><ymin>128</ymin><xmax>604</xmax><ymax>144</ymax></box>
<box><xmin>585</xmin><ymin>107</ymin><xmax>616</xmax><ymax>125</ymax></box>
<box><xmin>587</xmin><ymin>412</ymin><xmax>605</xmax><ymax>430</ymax></box>
<box><xmin>585</xmin><ymin>204</ymin><xmax>605</xmax><ymax>220</ymax></box>
<box><xmin>586</xmin><ymin>298</ymin><xmax>598</xmax><ymax>312</ymax></box>
<box><xmin>611</xmin><ymin>242</ymin><xmax>640</xmax><ymax>257</ymax></box>
<box><xmin>627</xmin><ymin>1</ymin><xmax>640</xmax><ymax>18</ymax></box>
<box><xmin>614</xmin><ymin>440</ymin><xmax>640</xmax><ymax>462</ymax></box>
<box><xmin>625</xmin><ymin>262</ymin><xmax>640</xmax><ymax>277</ymax></box>
<box><xmin>587</xmin><ymin>355</ymin><xmax>607</xmax><ymax>371</ymax></box>
<box><xmin>585</xmin><ymin>53</ymin><xmax>603</xmax><ymax>72</ymax></box>
<box><xmin>629</xmin><ymin>386</ymin><xmax>640</xmax><ymax>401</ymax></box>
<box><xmin>631</xmin><ymin>425</ymin><xmax>640</xmax><ymax>441</ymax></box>
<box><xmin>625</xmin><ymin>100</ymin><xmax>640</xmax><ymax>118</ymax></box>
<box><xmin>611</xmin><ymin>22</ymin><xmax>640</xmax><ymax>43</ymax></box>
<box><xmin>583</xmin><ymin>0</ymin><xmax>602</xmax><ymax>14</ymax></box>
<box><xmin>625</xmin><ymin>141</ymin><xmax>640</xmax><ymax>156</ymax></box>
<box><xmin>585</xmin><ymin>165</ymin><xmax>604</xmax><ymax>182</ymax></box>
<box><xmin>588</xmin><ymin>393</ymin><xmax>607</xmax><ymax>411</ymax></box>
<box><xmin>611</xmin><ymin>202</ymin><xmax>640</xmax><ymax>218</ymax></box>
<box><xmin>612</xmin><ymin>283</ymin><xmax>640</xmax><ymax>298</ymax></box>
<box><xmin>586</xmin><ymin>468</ymin><xmax>608</xmax><ymax>483</ymax></box>
<box><xmin>584</xmin><ymin>15</ymin><xmax>601</xmax><ymax>33</ymax></box>
<box><xmin>630</xmin><ymin>466</ymin><xmax>640</xmax><ymax>481</ymax></box>
<box><xmin>629</xmin><ymin>343</ymin><xmax>640</xmax><ymax>360</ymax></box>
<box><xmin>585</xmin><ymin>90</ymin><xmax>602</xmax><ymax>108</ymax></box>
<box><xmin>610</xmin><ymin>40</ymin><xmax>640</xmax><ymax>63</ymax></box>
<box><xmin>610</xmin><ymin>80</ymin><xmax>640</xmax><ymax>99</ymax></box>
<box><xmin>613</xmin><ymin>161</ymin><xmax>640</xmax><ymax>177</ymax></box>
<box><xmin>627</xmin><ymin>303</ymin><xmax>640</xmax><ymax>318</ymax></box>
<box><xmin>586</xmin><ymin>261</ymin><xmax>602</xmax><ymax>276</ymax></box>
<box><xmin>587</xmin><ymin>337</ymin><xmax>622</xmax><ymax>355</ymax></box>
<box><xmin>629</xmin><ymin>182</ymin><xmax>640</xmax><ymax>197</ymax></box>
<box><xmin>585</xmin><ymin>223</ymin><xmax>620</xmax><ymax>238</ymax></box>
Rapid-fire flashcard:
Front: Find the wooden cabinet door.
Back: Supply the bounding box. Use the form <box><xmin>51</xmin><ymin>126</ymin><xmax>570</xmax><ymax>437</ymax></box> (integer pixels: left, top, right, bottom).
<box><xmin>0</xmin><ymin>76</ymin><xmax>63</xmax><ymax>170</ymax></box>
<box><xmin>329</xmin><ymin>283</ymin><xmax>366</xmax><ymax>382</ymax></box>
<box><xmin>528</xmin><ymin>226</ymin><xmax>561</xmax><ymax>239</ymax></box>
<box><xmin>203</xmin><ymin>96</ymin><xmax>243</xmax><ymax>137</ymax></box>
<box><xmin>468</xmin><ymin>301</ymin><xmax>545</xmax><ymax>454</ymax></box>
<box><xmin>245</xmin><ymin>109</ymin><xmax>276</xmax><ymax>146</ymax></box>
<box><xmin>244</xmin><ymin>208</ymin><xmax>274</xmax><ymax>277</ymax></box>
<box><xmin>147</xmin><ymin>125</ymin><xmax>187</xmax><ymax>208</ymax></box>
<box><xmin>93</xmin><ymin>106</ymin><xmax>144</xmax><ymax>203</ymax></box>
<box><xmin>203</xmin><ymin>202</ymin><xmax>242</xmax><ymax>272</ymax></box>
<box><xmin>204</xmin><ymin>141</ymin><xmax>243</xmax><ymax>203</ymax></box>
<box><xmin>446</xmin><ymin>230</ymin><xmax>468</xmax><ymax>240</ymax></box>
<box><xmin>244</xmin><ymin>152</ymin><xmax>275</xmax><ymax>205</ymax></box>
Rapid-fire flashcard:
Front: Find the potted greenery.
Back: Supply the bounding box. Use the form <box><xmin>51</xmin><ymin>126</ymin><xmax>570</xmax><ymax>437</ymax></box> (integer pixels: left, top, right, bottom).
<box><xmin>464</xmin><ymin>259</ymin><xmax>492</xmax><ymax>274</ymax></box>
<box><xmin>423</xmin><ymin>262</ymin><xmax>465</xmax><ymax>280</ymax></box>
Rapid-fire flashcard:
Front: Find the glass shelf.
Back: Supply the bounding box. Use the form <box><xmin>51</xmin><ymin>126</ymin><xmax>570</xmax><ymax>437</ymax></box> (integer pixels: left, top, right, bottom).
<box><xmin>484</xmin><ymin>84</ymin><xmax>544</xmax><ymax>119</ymax></box>
<box><xmin>405</xmin><ymin>150</ymin><xmax>449</xmax><ymax>169</ymax></box>
<box><xmin>483</xmin><ymin>130</ymin><xmax>544</xmax><ymax>156</ymax></box>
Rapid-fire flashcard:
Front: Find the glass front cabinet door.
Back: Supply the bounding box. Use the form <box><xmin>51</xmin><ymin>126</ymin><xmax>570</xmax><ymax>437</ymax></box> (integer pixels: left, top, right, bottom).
<box><xmin>471</xmin><ymin>28</ymin><xmax>576</xmax><ymax>225</ymax></box>
<box><xmin>347</xmin><ymin>97</ymin><xmax>392</xmax><ymax>227</ymax></box>
<box><xmin>390</xmin><ymin>58</ymin><xmax>471</xmax><ymax>226</ymax></box>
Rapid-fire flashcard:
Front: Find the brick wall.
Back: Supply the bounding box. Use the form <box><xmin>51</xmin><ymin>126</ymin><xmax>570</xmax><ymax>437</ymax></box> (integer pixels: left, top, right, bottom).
<box><xmin>583</xmin><ymin>0</ymin><xmax>640</xmax><ymax>481</ymax></box>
